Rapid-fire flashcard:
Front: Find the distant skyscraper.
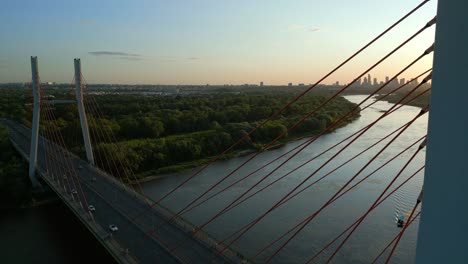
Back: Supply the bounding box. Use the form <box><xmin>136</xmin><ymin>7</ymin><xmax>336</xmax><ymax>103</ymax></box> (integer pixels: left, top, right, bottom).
<box><xmin>335</xmin><ymin>81</ymin><xmax>339</xmax><ymax>86</ymax></box>
<box><xmin>357</xmin><ymin>78</ymin><xmax>362</xmax><ymax>86</ymax></box>
<box><xmin>373</xmin><ymin>78</ymin><xmax>378</xmax><ymax>86</ymax></box>
<box><xmin>260</xmin><ymin>81</ymin><xmax>264</xmax><ymax>87</ymax></box>
<box><xmin>368</xmin><ymin>74</ymin><xmax>371</xmax><ymax>85</ymax></box>
<box><xmin>385</xmin><ymin>76</ymin><xmax>390</xmax><ymax>83</ymax></box>
<box><xmin>363</xmin><ymin>77</ymin><xmax>368</xmax><ymax>85</ymax></box>
<box><xmin>400</xmin><ymin>78</ymin><xmax>405</xmax><ymax>85</ymax></box>
<box><xmin>288</xmin><ymin>82</ymin><xmax>292</xmax><ymax>87</ymax></box>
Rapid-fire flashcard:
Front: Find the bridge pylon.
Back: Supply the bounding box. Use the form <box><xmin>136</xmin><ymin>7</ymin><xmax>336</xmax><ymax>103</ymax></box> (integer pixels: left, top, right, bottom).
<box><xmin>74</xmin><ymin>58</ymin><xmax>94</xmax><ymax>165</ymax></box>
<box><xmin>416</xmin><ymin>0</ymin><xmax>468</xmax><ymax>262</ymax></box>
<box><xmin>28</xmin><ymin>56</ymin><xmax>42</xmax><ymax>188</ymax></box>
<box><xmin>27</xmin><ymin>58</ymin><xmax>95</xmax><ymax>187</ymax></box>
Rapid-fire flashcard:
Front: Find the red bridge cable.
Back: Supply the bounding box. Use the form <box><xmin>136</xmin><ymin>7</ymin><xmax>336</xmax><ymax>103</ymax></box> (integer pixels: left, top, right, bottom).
<box><xmin>238</xmin><ymin>134</ymin><xmax>426</xmax><ymax>261</ymax></box>
<box><xmin>83</xmin><ymin>90</ymin><xmax>131</xmax><ymax>187</ymax></box>
<box><xmin>153</xmin><ymin>24</ymin><xmax>435</xmax><ymax>243</ymax></box>
<box><xmin>39</xmin><ymin>79</ymin><xmax>90</xmax><ymax>209</ymax></box>
<box><xmin>79</xmin><ymin>76</ymin><xmax>132</xmax><ymax>187</ymax></box>
<box><xmin>177</xmin><ymin>69</ymin><xmax>432</xmax><ymax>217</ymax></box>
<box><xmin>38</xmin><ymin>83</ymin><xmax>72</xmax><ymax>194</ymax></box>
<box><xmin>251</xmin><ymin>160</ymin><xmax>424</xmax><ymax>262</ymax></box>
<box><xmin>385</xmin><ymin>200</ymin><xmax>421</xmax><ymax>263</ymax></box>
<box><xmin>42</xmin><ymin>84</ymin><xmax>90</xmax><ymax>209</ymax></box>
<box><xmin>181</xmin><ymin>48</ymin><xmax>433</xmax><ymax>259</ymax></box>
<box><xmin>34</xmin><ymin>82</ymin><xmax>184</xmax><ymax>261</ymax></box>
<box><xmin>174</xmin><ymin>89</ymin><xmax>432</xmax><ymax>261</ymax></box>
<box><xmin>192</xmin><ymin>115</ymin><xmax>420</xmax><ymax>243</ymax></box>
<box><xmin>325</xmin><ymin>133</ymin><xmax>427</xmax><ymax>263</ymax></box>
<box><xmin>305</xmin><ymin>167</ymin><xmax>425</xmax><ymax>263</ymax></box>
<box><xmin>81</xmin><ymin>75</ymin><xmax>147</xmax><ymax>196</ymax></box>
<box><xmin>40</xmin><ymin>79</ymin><xmax>78</xmax><ymax>195</ymax></box>
<box><xmin>76</xmin><ymin>80</ymin><xmax>194</xmax><ymax>262</ymax></box>
<box><xmin>155</xmin><ymin>1</ymin><xmax>432</xmax><ymax>204</ymax></box>
<box><xmin>371</xmin><ymin>211</ymin><xmax>421</xmax><ymax>264</ymax></box>
<box><xmin>174</xmin><ymin>70</ymin><xmax>428</xmax><ymax>258</ymax></box>
<box><xmin>238</xmin><ymin>83</ymin><xmax>431</xmax><ymax>263</ymax></box>
<box><xmin>279</xmin><ymin>88</ymin><xmax>430</xmax><ymax>217</ymax></box>
<box><xmin>157</xmin><ymin>16</ymin><xmax>436</xmax><ymax>217</ymax></box>
<box><xmin>258</xmin><ymin>166</ymin><xmax>424</xmax><ymax>263</ymax></box>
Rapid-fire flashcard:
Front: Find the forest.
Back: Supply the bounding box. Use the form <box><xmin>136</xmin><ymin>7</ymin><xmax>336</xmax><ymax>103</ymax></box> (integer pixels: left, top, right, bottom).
<box><xmin>0</xmin><ymin>87</ymin><xmax>360</xmax><ymax>181</ymax></box>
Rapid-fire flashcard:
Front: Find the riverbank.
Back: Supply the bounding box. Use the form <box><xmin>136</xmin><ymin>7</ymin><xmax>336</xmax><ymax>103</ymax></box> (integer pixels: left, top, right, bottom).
<box><xmin>132</xmin><ymin>113</ymin><xmax>361</xmax><ymax>184</ymax></box>
<box><xmin>376</xmin><ymin>91</ymin><xmax>430</xmax><ymax>108</ymax></box>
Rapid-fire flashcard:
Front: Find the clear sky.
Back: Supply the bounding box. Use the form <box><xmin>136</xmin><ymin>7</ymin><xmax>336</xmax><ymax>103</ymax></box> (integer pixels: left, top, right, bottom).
<box><xmin>0</xmin><ymin>0</ymin><xmax>437</xmax><ymax>85</ymax></box>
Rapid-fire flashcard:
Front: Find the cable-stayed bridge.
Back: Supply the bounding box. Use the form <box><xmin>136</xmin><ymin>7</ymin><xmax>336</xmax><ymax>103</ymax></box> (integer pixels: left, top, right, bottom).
<box><xmin>3</xmin><ymin>1</ymin><xmax>468</xmax><ymax>263</ymax></box>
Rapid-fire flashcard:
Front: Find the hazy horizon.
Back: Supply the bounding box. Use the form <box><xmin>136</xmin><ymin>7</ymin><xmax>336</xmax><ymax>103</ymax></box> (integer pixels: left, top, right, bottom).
<box><xmin>0</xmin><ymin>0</ymin><xmax>437</xmax><ymax>85</ymax></box>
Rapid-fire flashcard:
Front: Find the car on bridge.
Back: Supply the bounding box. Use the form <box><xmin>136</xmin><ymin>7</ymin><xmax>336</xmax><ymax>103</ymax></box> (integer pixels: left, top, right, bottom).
<box><xmin>88</xmin><ymin>205</ymin><xmax>95</xmax><ymax>212</ymax></box>
<box><xmin>71</xmin><ymin>188</ymin><xmax>78</xmax><ymax>195</ymax></box>
<box><xmin>109</xmin><ymin>224</ymin><xmax>118</xmax><ymax>232</ymax></box>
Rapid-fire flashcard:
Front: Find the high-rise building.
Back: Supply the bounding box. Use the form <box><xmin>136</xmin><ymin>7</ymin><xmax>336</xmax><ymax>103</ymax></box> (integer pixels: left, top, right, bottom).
<box><xmin>400</xmin><ymin>78</ymin><xmax>405</xmax><ymax>86</ymax></box>
<box><xmin>368</xmin><ymin>74</ymin><xmax>371</xmax><ymax>85</ymax></box>
<box><xmin>357</xmin><ymin>78</ymin><xmax>362</xmax><ymax>86</ymax></box>
<box><xmin>288</xmin><ymin>82</ymin><xmax>292</xmax><ymax>87</ymax></box>
<box><xmin>260</xmin><ymin>81</ymin><xmax>264</xmax><ymax>87</ymax></box>
<box><xmin>385</xmin><ymin>76</ymin><xmax>390</xmax><ymax>83</ymax></box>
<box><xmin>373</xmin><ymin>78</ymin><xmax>378</xmax><ymax>86</ymax></box>
<box><xmin>363</xmin><ymin>77</ymin><xmax>368</xmax><ymax>85</ymax></box>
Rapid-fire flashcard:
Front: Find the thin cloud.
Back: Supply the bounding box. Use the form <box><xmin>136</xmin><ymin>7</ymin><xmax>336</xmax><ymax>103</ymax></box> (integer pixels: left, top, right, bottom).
<box><xmin>89</xmin><ymin>51</ymin><xmax>141</xmax><ymax>57</ymax></box>
<box><xmin>286</xmin><ymin>25</ymin><xmax>321</xmax><ymax>33</ymax></box>
<box><xmin>187</xmin><ymin>57</ymin><xmax>200</xmax><ymax>60</ymax></box>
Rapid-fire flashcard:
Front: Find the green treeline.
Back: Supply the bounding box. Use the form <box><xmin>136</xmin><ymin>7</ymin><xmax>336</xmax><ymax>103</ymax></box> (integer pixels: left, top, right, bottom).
<box><xmin>85</xmin><ymin>92</ymin><xmax>360</xmax><ymax>178</ymax></box>
<box><xmin>377</xmin><ymin>88</ymin><xmax>430</xmax><ymax>109</ymax></box>
<box><xmin>0</xmin><ymin>88</ymin><xmax>360</xmax><ymax>180</ymax></box>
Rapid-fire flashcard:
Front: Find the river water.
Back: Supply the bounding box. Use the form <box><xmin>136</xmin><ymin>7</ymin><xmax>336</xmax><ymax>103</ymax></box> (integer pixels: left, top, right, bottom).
<box><xmin>142</xmin><ymin>95</ymin><xmax>427</xmax><ymax>263</ymax></box>
<box><xmin>2</xmin><ymin>95</ymin><xmax>426</xmax><ymax>263</ymax></box>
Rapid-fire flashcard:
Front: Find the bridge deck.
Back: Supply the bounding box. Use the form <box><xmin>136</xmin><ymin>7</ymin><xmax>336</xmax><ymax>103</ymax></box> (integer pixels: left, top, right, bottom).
<box><xmin>2</xmin><ymin>119</ymin><xmax>246</xmax><ymax>264</ymax></box>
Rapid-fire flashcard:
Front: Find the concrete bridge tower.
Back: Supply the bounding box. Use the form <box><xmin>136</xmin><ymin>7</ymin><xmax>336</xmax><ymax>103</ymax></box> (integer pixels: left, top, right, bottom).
<box><xmin>415</xmin><ymin>0</ymin><xmax>468</xmax><ymax>262</ymax></box>
<box><xmin>28</xmin><ymin>58</ymin><xmax>95</xmax><ymax>187</ymax></box>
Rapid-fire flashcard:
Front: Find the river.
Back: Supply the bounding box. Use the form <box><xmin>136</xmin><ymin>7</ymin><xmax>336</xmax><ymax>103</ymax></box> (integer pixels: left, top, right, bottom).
<box><xmin>141</xmin><ymin>95</ymin><xmax>427</xmax><ymax>263</ymax></box>
<box><xmin>2</xmin><ymin>95</ymin><xmax>426</xmax><ymax>263</ymax></box>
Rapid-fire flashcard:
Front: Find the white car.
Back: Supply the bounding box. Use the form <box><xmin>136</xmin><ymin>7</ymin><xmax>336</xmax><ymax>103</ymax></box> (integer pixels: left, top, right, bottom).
<box><xmin>109</xmin><ymin>224</ymin><xmax>119</xmax><ymax>232</ymax></box>
<box><xmin>71</xmin><ymin>189</ymin><xmax>78</xmax><ymax>195</ymax></box>
<box><xmin>88</xmin><ymin>205</ymin><xmax>95</xmax><ymax>212</ymax></box>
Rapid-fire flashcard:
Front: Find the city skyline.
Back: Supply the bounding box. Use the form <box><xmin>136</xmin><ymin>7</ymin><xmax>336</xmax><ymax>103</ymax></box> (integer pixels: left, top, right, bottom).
<box><xmin>0</xmin><ymin>0</ymin><xmax>436</xmax><ymax>85</ymax></box>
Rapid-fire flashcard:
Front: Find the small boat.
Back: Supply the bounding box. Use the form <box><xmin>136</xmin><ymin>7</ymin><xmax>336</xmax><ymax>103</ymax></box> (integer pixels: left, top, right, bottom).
<box><xmin>397</xmin><ymin>215</ymin><xmax>405</xmax><ymax>228</ymax></box>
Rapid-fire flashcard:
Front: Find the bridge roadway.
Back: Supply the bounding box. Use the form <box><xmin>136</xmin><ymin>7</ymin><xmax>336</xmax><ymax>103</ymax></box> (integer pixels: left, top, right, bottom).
<box><xmin>2</xmin><ymin>119</ymin><xmax>247</xmax><ymax>264</ymax></box>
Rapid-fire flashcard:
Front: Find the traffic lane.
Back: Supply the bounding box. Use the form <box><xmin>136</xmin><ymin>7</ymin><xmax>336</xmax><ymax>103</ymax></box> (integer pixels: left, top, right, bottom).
<box><xmin>7</xmin><ymin>123</ymin><xmax>232</xmax><ymax>263</ymax></box>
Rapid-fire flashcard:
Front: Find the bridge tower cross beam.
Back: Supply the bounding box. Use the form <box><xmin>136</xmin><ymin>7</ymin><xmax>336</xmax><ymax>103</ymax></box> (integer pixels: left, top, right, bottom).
<box><xmin>28</xmin><ymin>56</ymin><xmax>42</xmax><ymax>188</ymax></box>
<box><xmin>416</xmin><ymin>0</ymin><xmax>468</xmax><ymax>263</ymax></box>
<box><xmin>74</xmin><ymin>58</ymin><xmax>95</xmax><ymax>165</ymax></box>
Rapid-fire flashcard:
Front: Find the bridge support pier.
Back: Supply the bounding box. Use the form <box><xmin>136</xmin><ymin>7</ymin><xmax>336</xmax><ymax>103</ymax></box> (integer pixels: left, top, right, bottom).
<box><xmin>415</xmin><ymin>0</ymin><xmax>468</xmax><ymax>263</ymax></box>
<box><xmin>28</xmin><ymin>56</ymin><xmax>42</xmax><ymax>188</ymax></box>
<box><xmin>74</xmin><ymin>58</ymin><xmax>95</xmax><ymax>165</ymax></box>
